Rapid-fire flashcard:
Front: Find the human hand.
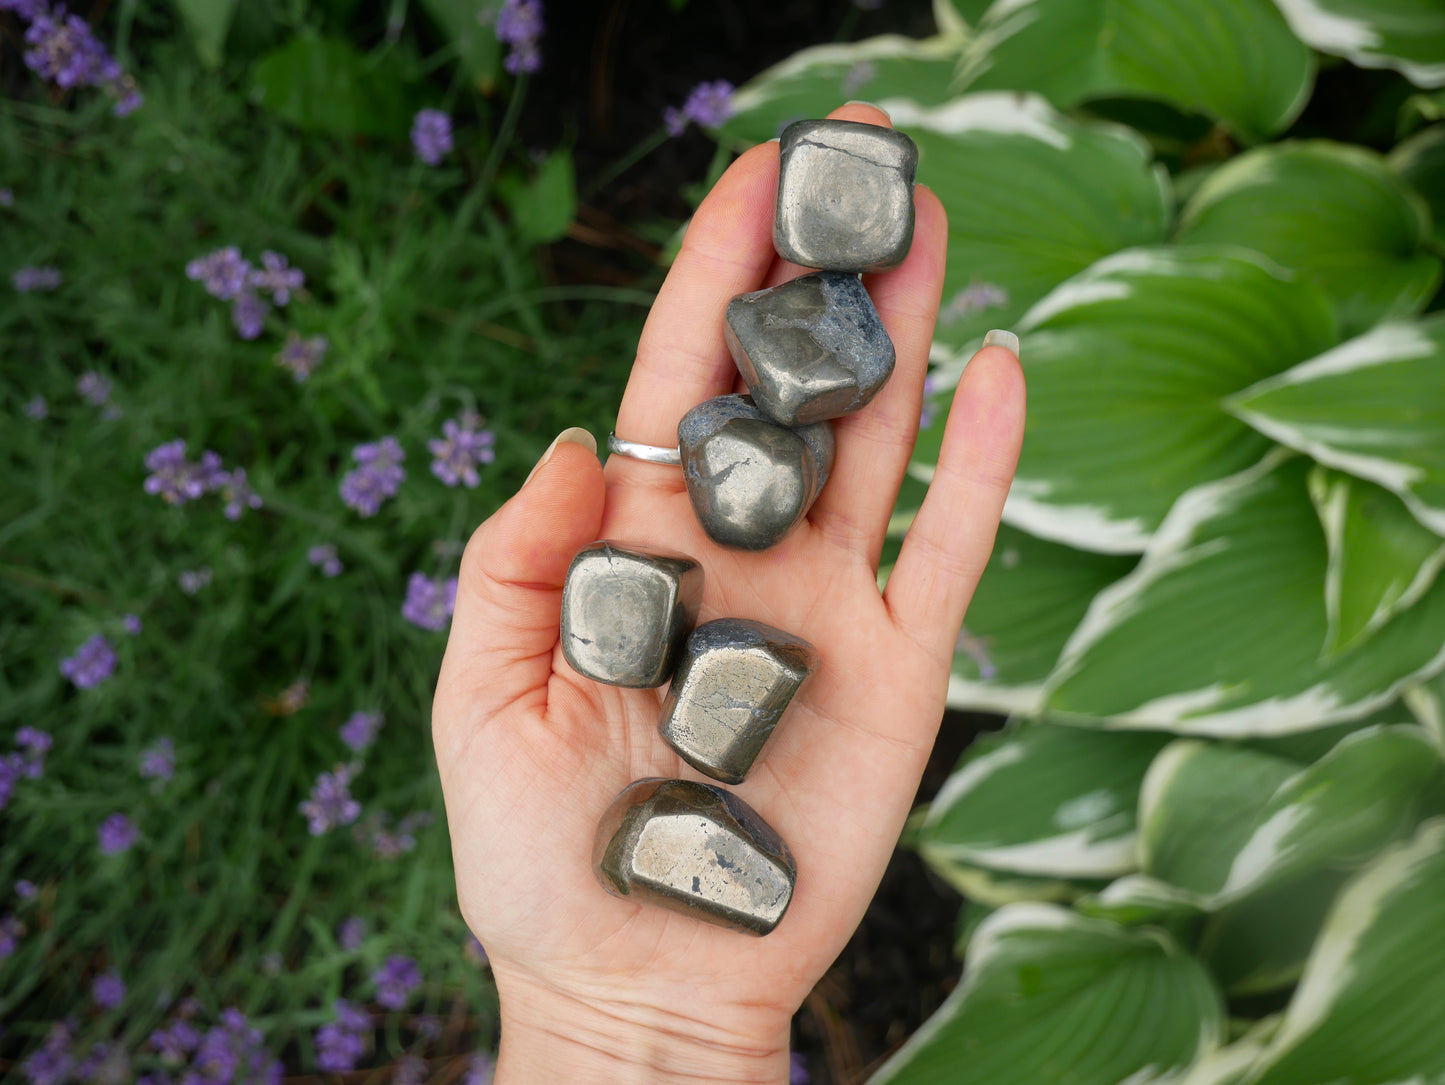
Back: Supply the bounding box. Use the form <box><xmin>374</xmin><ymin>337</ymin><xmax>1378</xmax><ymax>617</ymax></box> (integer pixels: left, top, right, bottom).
<box><xmin>432</xmin><ymin>103</ymin><xmax>1026</xmax><ymax>1084</ymax></box>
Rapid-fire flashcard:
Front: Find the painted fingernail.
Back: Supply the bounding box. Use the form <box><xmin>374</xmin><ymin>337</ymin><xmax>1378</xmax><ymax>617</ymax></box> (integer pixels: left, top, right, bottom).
<box><xmin>845</xmin><ymin>100</ymin><xmax>891</xmax><ymax>121</ymax></box>
<box><xmin>982</xmin><ymin>329</ymin><xmax>1020</xmax><ymax>358</ymax></box>
<box><xmin>525</xmin><ymin>427</ymin><xmax>596</xmax><ymax>485</ymax></box>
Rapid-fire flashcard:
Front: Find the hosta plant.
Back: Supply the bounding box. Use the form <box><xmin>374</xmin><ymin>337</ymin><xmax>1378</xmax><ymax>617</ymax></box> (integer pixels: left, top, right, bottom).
<box><xmin>718</xmin><ymin>0</ymin><xmax>1445</xmax><ymax>1081</ymax></box>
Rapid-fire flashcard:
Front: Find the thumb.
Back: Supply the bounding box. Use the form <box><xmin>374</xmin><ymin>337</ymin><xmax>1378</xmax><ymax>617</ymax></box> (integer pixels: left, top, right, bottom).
<box><xmin>435</xmin><ymin>428</ymin><xmax>605</xmax><ymax>744</ymax></box>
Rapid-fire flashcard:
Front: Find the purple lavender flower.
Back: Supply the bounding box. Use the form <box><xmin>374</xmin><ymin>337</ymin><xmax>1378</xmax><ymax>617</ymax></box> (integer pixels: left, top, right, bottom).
<box><xmin>276</xmin><ymin>332</ymin><xmax>329</xmax><ymax>382</ymax></box>
<box><xmin>919</xmin><ymin>372</ymin><xmax>940</xmax><ymax>430</ymax></box>
<box><xmin>428</xmin><ymin>413</ymin><xmax>496</xmax><ymax>488</ymax></box>
<box><xmin>461</xmin><ymin>1052</ymin><xmax>495</xmax><ymax>1085</ymax></box>
<box><xmin>24</xmin><ymin>394</ymin><xmax>47</xmax><ymax>419</ymax></box>
<box><xmin>340</xmin><ymin>710</ymin><xmax>383</xmax><ymax>753</ymax></box>
<box><xmin>123</xmin><ymin>613</ymin><xmax>142</xmax><ymax>635</ymax></box>
<box><xmin>0</xmin><ymin>755</ymin><xmax>21</xmax><ymax>810</ymax></box>
<box><xmin>337</xmin><ymin>915</ymin><xmax>367</xmax><ymax>951</ymax></box>
<box><xmin>77</xmin><ymin>370</ymin><xmax>112</xmax><ymax>406</ymax></box>
<box><xmin>143</xmin><ymin>440</ymin><xmax>225</xmax><ymax>506</ymax></box>
<box><xmin>93</xmin><ymin>970</ymin><xmax>125</xmax><ymax>1009</ymax></box>
<box><xmin>464</xmin><ymin>933</ymin><xmax>488</xmax><ymax>967</ymax></box>
<box><xmin>393</xmin><ymin>1055</ymin><xmax>427</xmax><ymax>1085</ymax></box>
<box><xmin>401</xmin><ymin>572</ymin><xmax>457</xmax><ymax>631</ymax></box>
<box><xmin>149</xmin><ymin>1020</ymin><xmax>200</xmax><ymax>1063</ymax></box>
<box><xmin>308</xmin><ymin>543</ymin><xmax>343</xmax><ymax>578</ymax></box>
<box><xmin>186</xmin><ymin>247</ymin><xmax>251</xmax><ymax>301</ymax></box>
<box><xmin>314</xmin><ymin>998</ymin><xmax>369</xmax><ymax>1073</ymax></box>
<box><xmin>790</xmin><ymin>1053</ymin><xmax>811</xmax><ymax>1084</ymax></box>
<box><xmin>16</xmin><ymin>726</ymin><xmax>51</xmax><ymax>758</ymax></box>
<box><xmin>299</xmin><ymin>763</ymin><xmax>362</xmax><ymax>835</ymax></box>
<box><xmin>665</xmin><ymin>80</ymin><xmax>734</xmax><ymax>136</ymax></box>
<box><xmin>956</xmin><ymin>625</ymin><xmax>998</xmax><ymax>681</ymax></box>
<box><xmin>178</xmin><ymin>567</ymin><xmax>212</xmax><ymax>595</ymax></box>
<box><xmin>494</xmin><ymin>0</ymin><xmax>542</xmax><ymax>73</ymax></box>
<box><xmin>372</xmin><ymin>955</ymin><xmax>421</xmax><ymax>1010</ymax></box>
<box><xmin>841</xmin><ymin>60</ymin><xmax>876</xmax><ymax>96</ymax></box>
<box><xmin>98</xmin><ymin>813</ymin><xmax>138</xmax><ymax>855</ymax></box>
<box><xmin>0</xmin><ymin>187</ymin><xmax>13</xmax><ymax>206</ymax></box>
<box><xmin>0</xmin><ymin>913</ymin><xmax>24</xmax><ymax>959</ymax></box>
<box><xmin>139</xmin><ymin>737</ymin><xmax>176</xmax><ymax>783</ymax></box>
<box><xmin>411</xmin><ymin>109</ymin><xmax>454</xmax><ymax>166</ymax></box>
<box><xmin>248</xmin><ymin>251</ymin><xmax>303</xmax><ymax>305</ymax></box>
<box><xmin>60</xmin><ymin>633</ymin><xmax>117</xmax><ymax>689</ymax></box>
<box><xmin>23</xmin><ymin>7</ymin><xmax>117</xmax><ymax>87</ymax></box>
<box><xmin>361</xmin><ymin>810</ymin><xmax>430</xmax><ymax>858</ymax></box>
<box><xmin>193</xmin><ymin>1010</ymin><xmax>282</xmax><ymax>1085</ymax></box>
<box><xmin>0</xmin><ymin>0</ymin><xmax>46</xmax><ymax>17</ymax></box>
<box><xmin>16</xmin><ymin>879</ymin><xmax>37</xmax><ymax>899</ymax></box>
<box><xmin>415</xmin><ymin>1015</ymin><xmax>442</xmax><ymax>1043</ymax></box>
<box><xmin>12</xmin><ymin>265</ymin><xmax>62</xmax><ymax>292</ymax></box>
<box><xmin>21</xmin><ymin>1021</ymin><xmax>75</xmax><ymax>1085</ymax></box>
<box><xmin>340</xmin><ymin>436</ymin><xmax>406</xmax><ymax>517</ymax></box>
<box><xmin>231</xmin><ymin>291</ymin><xmax>269</xmax><ymax>339</ymax></box>
<box><xmin>219</xmin><ymin>468</ymin><xmax>262</xmax><ymax>520</ymax></box>
<box><xmin>941</xmin><ymin>281</ymin><xmax>1009</xmax><ymax>325</ymax></box>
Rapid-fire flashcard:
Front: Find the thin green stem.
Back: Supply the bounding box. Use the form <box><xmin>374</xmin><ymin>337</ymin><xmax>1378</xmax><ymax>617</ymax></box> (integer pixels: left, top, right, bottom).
<box><xmin>582</xmin><ymin>126</ymin><xmax>671</xmax><ymax>200</ymax></box>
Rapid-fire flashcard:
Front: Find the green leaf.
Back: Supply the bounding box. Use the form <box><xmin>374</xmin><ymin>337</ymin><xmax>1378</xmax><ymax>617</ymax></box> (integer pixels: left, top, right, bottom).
<box><xmin>1309</xmin><ymin>466</ymin><xmax>1445</xmax><ymax>656</ymax></box>
<box><xmin>1174</xmin><ymin>141</ymin><xmax>1440</xmax><ymax>335</ymax></box>
<box><xmin>883</xmin><ymin>94</ymin><xmax>1171</xmax><ymax>358</ymax></box>
<box><xmin>950</xmin><ymin>248</ymin><xmax>1336</xmax><ymax>553</ymax></box>
<box><xmin>934</xmin><ymin>523</ymin><xmax>1135</xmax><ymax>714</ymax></box>
<box><xmin>496</xmin><ymin>149</ymin><xmax>577</xmax><ymax>243</ymax></box>
<box><xmin>170</xmin><ymin>0</ymin><xmax>238</xmax><ymax>69</ymax></box>
<box><xmin>251</xmin><ymin>36</ymin><xmax>412</xmax><ymax>139</ymax></box>
<box><xmin>1246</xmin><ymin>818</ymin><xmax>1445</xmax><ymax>1084</ymax></box>
<box><xmin>954</xmin><ymin>0</ymin><xmax>1314</xmax><ymax>143</ymax></box>
<box><xmin>417</xmin><ymin>0</ymin><xmax>504</xmax><ymax>87</ymax></box>
<box><xmin>1075</xmin><ymin>874</ymin><xmax>1204</xmax><ymax>927</ymax></box>
<box><xmin>869</xmin><ymin>903</ymin><xmax>1225</xmax><ymax>1085</ymax></box>
<box><xmin>719</xmin><ymin>35</ymin><xmax>965</xmax><ymax>147</ymax></box>
<box><xmin>1227</xmin><ymin>314</ymin><xmax>1445</xmax><ymax>537</ymax></box>
<box><xmin>1046</xmin><ymin>454</ymin><xmax>1445</xmax><ymax>733</ymax></box>
<box><xmin>1138</xmin><ymin>725</ymin><xmax>1440</xmax><ymax>905</ymax></box>
<box><xmin>1271</xmin><ymin>0</ymin><xmax>1445</xmax><ymax>89</ymax></box>
<box><xmin>917</xmin><ymin>721</ymin><xmax>1171</xmax><ymax>877</ymax></box>
<box><xmin>920</xmin><ymin>852</ymin><xmax>1107</xmax><ymax>907</ymax></box>
<box><xmin>1405</xmin><ymin>669</ymin><xmax>1445</xmax><ymax>757</ymax></box>
<box><xmin>1389</xmin><ymin>124</ymin><xmax>1445</xmax><ymax>248</ymax></box>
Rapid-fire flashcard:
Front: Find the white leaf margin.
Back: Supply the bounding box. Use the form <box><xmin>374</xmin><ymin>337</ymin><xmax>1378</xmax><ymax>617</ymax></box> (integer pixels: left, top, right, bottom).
<box><xmin>1272</xmin><ymin>0</ymin><xmax>1445</xmax><ymax>89</ymax></box>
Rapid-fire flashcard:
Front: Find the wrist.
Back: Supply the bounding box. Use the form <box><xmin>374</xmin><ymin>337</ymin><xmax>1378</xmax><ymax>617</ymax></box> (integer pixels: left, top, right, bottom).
<box><xmin>493</xmin><ymin>967</ymin><xmax>792</xmax><ymax>1084</ymax></box>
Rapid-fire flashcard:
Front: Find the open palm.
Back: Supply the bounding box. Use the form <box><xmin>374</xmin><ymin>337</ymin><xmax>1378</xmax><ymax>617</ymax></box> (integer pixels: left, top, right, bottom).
<box><xmin>432</xmin><ymin>104</ymin><xmax>1026</xmax><ymax>1082</ymax></box>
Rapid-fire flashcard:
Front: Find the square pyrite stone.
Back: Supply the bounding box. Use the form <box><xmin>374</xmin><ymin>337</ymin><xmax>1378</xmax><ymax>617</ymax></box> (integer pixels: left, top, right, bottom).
<box><xmin>659</xmin><ymin>618</ymin><xmax>817</xmax><ymax>785</ymax></box>
<box><xmin>774</xmin><ymin>119</ymin><xmax>919</xmax><ymax>273</ymax></box>
<box><xmin>725</xmin><ymin>272</ymin><xmax>896</xmax><ymax>426</ymax></box>
<box><xmin>560</xmin><ymin>541</ymin><xmax>703</xmax><ymax>688</ymax></box>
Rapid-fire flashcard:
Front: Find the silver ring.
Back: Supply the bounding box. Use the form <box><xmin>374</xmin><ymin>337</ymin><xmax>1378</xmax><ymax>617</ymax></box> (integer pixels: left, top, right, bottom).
<box><xmin>607</xmin><ymin>432</ymin><xmax>682</xmax><ymax>466</ymax></box>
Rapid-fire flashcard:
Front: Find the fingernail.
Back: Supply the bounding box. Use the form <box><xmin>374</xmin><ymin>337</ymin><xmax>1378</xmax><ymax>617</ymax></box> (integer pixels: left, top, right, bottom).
<box><xmin>525</xmin><ymin>427</ymin><xmax>596</xmax><ymax>485</ymax></box>
<box><xmin>982</xmin><ymin>329</ymin><xmax>1020</xmax><ymax>358</ymax></box>
<box><xmin>845</xmin><ymin>100</ymin><xmax>891</xmax><ymax>121</ymax></box>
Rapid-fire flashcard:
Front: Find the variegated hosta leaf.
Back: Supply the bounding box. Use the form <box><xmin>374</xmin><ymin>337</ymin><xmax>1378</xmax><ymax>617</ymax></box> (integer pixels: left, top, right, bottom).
<box><xmin>1227</xmin><ymin>314</ymin><xmax>1445</xmax><ymax>537</ymax></box>
<box><xmin>1138</xmin><ymin>725</ymin><xmax>1441</xmax><ymax>906</ymax></box>
<box><xmin>1272</xmin><ymin>0</ymin><xmax>1445</xmax><ymax>88</ymax></box>
<box><xmin>718</xmin><ymin>34</ymin><xmax>965</xmax><ymax>147</ymax></box>
<box><xmin>1074</xmin><ymin>874</ymin><xmax>1203</xmax><ymax>927</ymax></box>
<box><xmin>1309</xmin><ymin>466</ymin><xmax>1445</xmax><ymax>656</ymax></box>
<box><xmin>1196</xmin><ymin>867</ymin><xmax>1348</xmax><ymax>996</ymax></box>
<box><xmin>953</xmin><ymin>0</ymin><xmax>1314</xmax><ymax>143</ymax></box>
<box><xmin>917</xmin><ymin>721</ymin><xmax>1171</xmax><ymax>878</ymax></box>
<box><xmin>940</xmin><ymin>523</ymin><xmax>1135</xmax><ymax>715</ymax></box>
<box><xmin>878</xmin><ymin>93</ymin><xmax>1170</xmax><ymax>356</ymax></box>
<box><xmin>920</xmin><ymin>850</ymin><xmax>1108</xmax><ymax>908</ymax></box>
<box><xmin>1405</xmin><ymin>670</ymin><xmax>1445</xmax><ymax>755</ymax></box>
<box><xmin>869</xmin><ymin>903</ymin><xmax>1225</xmax><ymax>1085</ymax></box>
<box><xmin>1245</xmin><ymin>817</ymin><xmax>1445</xmax><ymax>1084</ymax></box>
<box><xmin>983</xmin><ymin>248</ymin><xmax>1336</xmax><ymax>554</ymax></box>
<box><xmin>1389</xmin><ymin>124</ymin><xmax>1445</xmax><ymax>248</ymax></box>
<box><xmin>1047</xmin><ymin>454</ymin><xmax>1445</xmax><ymax>733</ymax></box>
<box><xmin>1174</xmin><ymin>141</ymin><xmax>1440</xmax><ymax>335</ymax></box>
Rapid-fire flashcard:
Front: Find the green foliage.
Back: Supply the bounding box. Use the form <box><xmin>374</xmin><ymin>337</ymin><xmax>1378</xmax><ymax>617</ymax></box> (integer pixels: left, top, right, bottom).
<box><xmin>726</xmin><ymin>0</ymin><xmax>1445</xmax><ymax>1079</ymax></box>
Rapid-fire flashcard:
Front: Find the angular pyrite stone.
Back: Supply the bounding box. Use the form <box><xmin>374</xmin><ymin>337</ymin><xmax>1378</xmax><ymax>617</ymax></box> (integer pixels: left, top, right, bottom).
<box><xmin>594</xmin><ymin>778</ymin><xmax>796</xmax><ymax>935</ymax></box>
<box><xmin>659</xmin><ymin>618</ymin><xmax>818</xmax><ymax>785</ymax></box>
<box><xmin>677</xmin><ymin>395</ymin><xmax>835</xmax><ymax>551</ymax></box>
<box><xmin>774</xmin><ymin>119</ymin><xmax>919</xmax><ymax>273</ymax></box>
<box><xmin>560</xmin><ymin>541</ymin><xmax>703</xmax><ymax>688</ymax></box>
<box><xmin>725</xmin><ymin>272</ymin><xmax>896</xmax><ymax>426</ymax></box>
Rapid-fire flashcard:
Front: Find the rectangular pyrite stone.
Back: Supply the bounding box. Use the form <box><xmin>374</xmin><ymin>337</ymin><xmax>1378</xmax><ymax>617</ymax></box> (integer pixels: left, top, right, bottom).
<box><xmin>659</xmin><ymin>618</ymin><xmax>817</xmax><ymax>784</ymax></box>
<box><xmin>774</xmin><ymin>119</ymin><xmax>918</xmax><ymax>273</ymax></box>
<box><xmin>593</xmin><ymin>778</ymin><xmax>796</xmax><ymax>935</ymax></box>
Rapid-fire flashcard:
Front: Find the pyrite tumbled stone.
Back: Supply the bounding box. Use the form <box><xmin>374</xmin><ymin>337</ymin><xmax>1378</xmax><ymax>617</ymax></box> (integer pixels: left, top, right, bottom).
<box><xmin>725</xmin><ymin>272</ymin><xmax>896</xmax><ymax>426</ymax></box>
<box><xmin>560</xmin><ymin>541</ymin><xmax>703</xmax><ymax>688</ymax></box>
<box><xmin>593</xmin><ymin>778</ymin><xmax>796</xmax><ymax>935</ymax></box>
<box><xmin>659</xmin><ymin>618</ymin><xmax>818</xmax><ymax>785</ymax></box>
<box><xmin>677</xmin><ymin>395</ymin><xmax>835</xmax><ymax>551</ymax></box>
<box><xmin>774</xmin><ymin>119</ymin><xmax>918</xmax><ymax>273</ymax></box>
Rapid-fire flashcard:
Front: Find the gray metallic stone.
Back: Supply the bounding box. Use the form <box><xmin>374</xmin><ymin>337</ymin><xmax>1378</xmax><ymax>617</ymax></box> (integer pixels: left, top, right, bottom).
<box><xmin>725</xmin><ymin>272</ymin><xmax>896</xmax><ymax>426</ymax></box>
<box><xmin>659</xmin><ymin>619</ymin><xmax>818</xmax><ymax>784</ymax></box>
<box><xmin>560</xmin><ymin>541</ymin><xmax>703</xmax><ymax>688</ymax></box>
<box><xmin>593</xmin><ymin>778</ymin><xmax>796</xmax><ymax>935</ymax></box>
<box><xmin>677</xmin><ymin>395</ymin><xmax>835</xmax><ymax>551</ymax></box>
<box><xmin>775</xmin><ymin>119</ymin><xmax>918</xmax><ymax>273</ymax></box>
